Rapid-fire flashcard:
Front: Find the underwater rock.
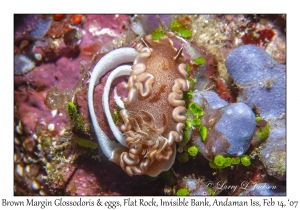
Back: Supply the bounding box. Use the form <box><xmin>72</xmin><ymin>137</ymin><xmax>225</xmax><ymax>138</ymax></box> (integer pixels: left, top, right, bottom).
<box><xmin>191</xmin><ymin>91</ymin><xmax>255</xmax><ymax>160</ymax></box>
<box><xmin>225</xmin><ymin>44</ymin><xmax>286</xmax><ymax>181</ymax></box>
<box><xmin>80</xmin><ymin>14</ymin><xmax>131</xmax><ymax>58</ymax></box>
<box><xmin>32</xmin><ymin>37</ymin><xmax>80</xmax><ymax>63</ymax></box>
<box><xmin>260</xmin><ymin>116</ymin><xmax>286</xmax><ymax>181</ymax></box>
<box><xmin>65</xmin><ymin>167</ymin><xmax>102</xmax><ymax>195</ymax></box>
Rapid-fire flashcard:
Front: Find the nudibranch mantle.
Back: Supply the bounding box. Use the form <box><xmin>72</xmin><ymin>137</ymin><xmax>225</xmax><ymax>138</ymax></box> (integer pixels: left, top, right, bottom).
<box><xmin>88</xmin><ymin>35</ymin><xmax>190</xmax><ymax>176</ymax></box>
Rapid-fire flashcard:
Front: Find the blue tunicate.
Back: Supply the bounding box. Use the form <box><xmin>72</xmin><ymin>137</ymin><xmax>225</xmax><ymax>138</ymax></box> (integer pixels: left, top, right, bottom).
<box><xmin>216</xmin><ymin>103</ymin><xmax>256</xmax><ymax>156</ymax></box>
<box><xmin>191</xmin><ymin>91</ymin><xmax>255</xmax><ymax>160</ymax></box>
<box><xmin>225</xmin><ymin>44</ymin><xmax>286</xmax><ymax>120</ymax></box>
<box><xmin>226</xmin><ymin>44</ymin><xmax>286</xmax><ymax>181</ymax></box>
<box><xmin>191</xmin><ymin>91</ymin><xmax>228</xmax><ymax>109</ymax></box>
<box><xmin>30</xmin><ymin>18</ymin><xmax>52</xmax><ymax>39</ymax></box>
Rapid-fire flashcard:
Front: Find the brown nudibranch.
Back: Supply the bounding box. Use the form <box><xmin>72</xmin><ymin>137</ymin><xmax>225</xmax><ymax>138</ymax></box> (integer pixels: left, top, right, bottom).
<box><xmin>88</xmin><ymin>34</ymin><xmax>191</xmax><ymax>176</ymax></box>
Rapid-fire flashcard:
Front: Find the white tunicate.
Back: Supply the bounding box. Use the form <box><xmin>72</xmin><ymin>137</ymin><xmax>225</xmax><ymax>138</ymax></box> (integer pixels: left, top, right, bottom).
<box><xmin>34</xmin><ymin>53</ymin><xmax>42</xmax><ymax>61</ymax></box>
<box><xmin>48</xmin><ymin>124</ymin><xmax>55</xmax><ymax>131</ymax></box>
<box><xmin>14</xmin><ymin>54</ymin><xmax>35</xmax><ymax>75</ymax></box>
<box><xmin>51</xmin><ymin>109</ymin><xmax>57</xmax><ymax>117</ymax></box>
<box><xmin>131</xmin><ymin>20</ymin><xmax>146</xmax><ymax>36</ymax></box>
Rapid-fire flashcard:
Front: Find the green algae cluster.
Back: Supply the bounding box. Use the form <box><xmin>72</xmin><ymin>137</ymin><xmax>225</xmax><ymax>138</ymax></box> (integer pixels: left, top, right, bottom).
<box><xmin>186</xmin><ymin>64</ymin><xmax>191</xmax><ymax>73</ymax></box>
<box><xmin>68</xmin><ymin>102</ymin><xmax>89</xmax><ymax>133</ymax></box>
<box><xmin>188</xmin><ymin>102</ymin><xmax>204</xmax><ymax>116</ymax></box>
<box><xmin>152</xmin><ymin>28</ymin><xmax>165</xmax><ymax>40</ymax></box>
<box><xmin>199</xmin><ymin>125</ymin><xmax>207</xmax><ymax>142</ymax></box>
<box><xmin>110</xmin><ymin>105</ymin><xmax>123</xmax><ymax>126</ymax></box>
<box><xmin>170</xmin><ymin>21</ymin><xmax>182</xmax><ymax>31</ymax></box>
<box><xmin>195</xmin><ymin>57</ymin><xmax>206</xmax><ymax>65</ymax></box>
<box><xmin>177</xmin><ymin>144</ymin><xmax>200</xmax><ymax>163</ymax></box>
<box><xmin>177</xmin><ymin>152</ymin><xmax>189</xmax><ymax>163</ymax></box>
<box><xmin>187</xmin><ymin>77</ymin><xmax>195</xmax><ymax>89</ymax></box>
<box><xmin>214</xmin><ymin>154</ymin><xmax>226</xmax><ymax>167</ymax></box>
<box><xmin>182</xmin><ymin>130</ymin><xmax>190</xmax><ymax>144</ymax></box>
<box><xmin>182</xmin><ymin>90</ymin><xmax>209</xmax><ymax>145</ymax></box>
<box><xmin>170</xmin><ymin>21</ymin><xmax>192</xmax><ymax>38</ymax></box>
<box><xmin>77</xmin><ymin>138</ymin><xmax>98</xmax><ymax>149</ymax></box>
<box><xmin>192</xmin><ymin>118</ymin><xmax>201</xmax><ymax>126</ymax></box>
<box><xmin>183</xmin><ymin>90</ymin><xmax>194</xmax><ymax>101</ymax></box>
<box><xmin>207</xmin><ymin>188</ymin><xmax>216</xmax><ymax>196</ymax></box>
<box><xmin>232</xmin><ymin>156</ymin><xmax>241</xmax><ymax>165</ymax></box>
<box><xmin>152</xmin><ymin>19</ymin><xmax>194</xmax><ymax>41</ymax></box>
<box><xmin>180</xmin><ymin>59</ymin><xmax>203</xmax><ymax>145</ymax></box>
<box><xmin>187</xmin><ymin>145</ymin><xmax>198</xmax><ymax>157</ymax></box>
<box><xmin>176</xmin><ymin>188</ymin><xmax>189</xmax><ymax>196</ymax></box>
<box><xmin>240</xmin><ymin>155</ymin><xmax>251</xmax><ymax>166</ymax></box>
<box><xmin>258</xmin><ymin>124</ymin><xmax>270</xmax><ymax>140</ymax></box>
<box><xmin>185</xmin><ymin>102</ymin><xmax>208</xmax><ymax>142</ymax></box>
<box><xmin>209</xmin><ymin>154</ymin><xmax>251</xmax><ymax>169</ymax></box>
<box><xmin>256</xmin><ymin>116</ymin><xmax>270</xmax><ymax>140</ymax></box>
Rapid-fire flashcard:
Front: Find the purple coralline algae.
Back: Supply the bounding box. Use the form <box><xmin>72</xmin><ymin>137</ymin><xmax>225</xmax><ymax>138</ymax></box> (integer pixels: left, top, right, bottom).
<box><xmin>191</xmin><ymin>91</ymin><xmax>255</xmax><ymax>160</ymax></box>
<box><xmin>14</xmin><ymin>14</ymin><xmax>138</xmax><ymax>195</ymax></box>
<box><xmin>225</xmin><ymin>44</ymin><xmax>286</xmax><ymax>181</ymax></box>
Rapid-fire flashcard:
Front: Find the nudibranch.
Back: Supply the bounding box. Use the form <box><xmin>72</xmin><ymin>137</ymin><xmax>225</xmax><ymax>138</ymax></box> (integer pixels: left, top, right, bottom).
<box><xmin>88</xmin><ymin>34</ymin><xmax>191</xmax><ymax>176</ymax></box>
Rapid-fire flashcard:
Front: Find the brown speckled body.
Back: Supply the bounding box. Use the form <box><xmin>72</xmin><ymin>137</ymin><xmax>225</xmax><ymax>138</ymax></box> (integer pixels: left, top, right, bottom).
<box><xmin>117</xmin><ymin>35</ymin><xmax>190</xmax><ymax>176</ymax></box>
<box><xmin>126</xmin><ymin>38</ymin><xmax>186</xmax><ymax>137</ymax></box>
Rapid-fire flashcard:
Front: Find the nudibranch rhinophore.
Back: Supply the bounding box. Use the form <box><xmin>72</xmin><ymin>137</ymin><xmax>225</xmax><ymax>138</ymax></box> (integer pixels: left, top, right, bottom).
<box><xmin>88</xmin><ymin>34</ymin><xmax>191</xmax><ymax>176</ymax></box>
